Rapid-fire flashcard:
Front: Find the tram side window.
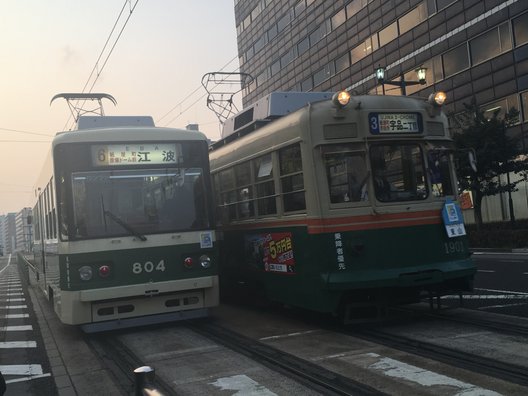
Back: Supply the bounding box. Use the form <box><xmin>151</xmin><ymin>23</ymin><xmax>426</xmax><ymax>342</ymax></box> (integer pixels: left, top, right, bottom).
<box><xmin>279</xmin><ymin>144</ymin><xmax>306</xmax><ymax>212</ymax></box>
<box><xmin>57</xmin><ymin>173</ymin><xmax>69</xmax><ymax>240</ymax></box>
<box><xmin>235</xmin><ymin>162</ymin><xmax>254</xmax><ymax>219</ymax></box>
<box><xmin>217</xmin><ymin>168</ymin><xmax>237</xmax><ymax>223</ymax></box>
<box><xmin>254</xmin><ymin>154</ymin><xmax>277</xmax><ymax>216</ymax></box>
<box><xmin>324</xmin><ymin>149</ymin><xmax>368</xmax><ymax>203</ymax></box>
<box><xmin>370</xmin><ymin>144</ymin><xmax>428</xmax><ymax>202</ymax></box>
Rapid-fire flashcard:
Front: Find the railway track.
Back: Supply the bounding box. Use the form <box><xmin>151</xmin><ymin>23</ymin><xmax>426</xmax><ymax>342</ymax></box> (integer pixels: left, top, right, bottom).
<box><xmin>189</xmin><ymin>321</ymin><xmax>386</xmax><ymax>396</ymax></box>
<box><xmin>84</xmin><ymin>304</ymin><xmax>528</xmax><ymax>395</ymax></box>
<box><xmin>86</xmin><ymin>320</ymin><xmax>385</xmax><ymax>396</ymax></box>
<box><xmin>86</xmin><ymin>332</ymin><xmax>176</xmax><ymax>396</ymax></box>
<box><xmin>346</xmin><ymin>325</ymin><xmax>528</xmax><ymax>387</ymax></box>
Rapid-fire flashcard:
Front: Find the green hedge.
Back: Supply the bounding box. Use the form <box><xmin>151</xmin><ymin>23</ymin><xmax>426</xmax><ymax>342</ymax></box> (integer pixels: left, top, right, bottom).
<box><xmin>466</xmin><ymin>220</ymin><xmax>528</xmax><ymax>249</ymax></box>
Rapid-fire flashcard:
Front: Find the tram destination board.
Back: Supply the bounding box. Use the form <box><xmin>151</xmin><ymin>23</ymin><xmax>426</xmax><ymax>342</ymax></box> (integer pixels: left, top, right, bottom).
<box><xmin>369</xmin><ymin>112</ymin><xmax>422</xmax><ymax>134</ymax></box>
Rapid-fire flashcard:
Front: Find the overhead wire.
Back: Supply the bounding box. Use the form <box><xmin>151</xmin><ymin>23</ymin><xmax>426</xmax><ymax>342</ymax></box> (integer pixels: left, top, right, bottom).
<box><xmin>157</xmin><ymin>55</ymin><xmax>242</xmax><ymax>127</ymax></box>
<box><xmin>62</xmin><ymin>0</ymin><xmax>141</xmax><ymax>131</ymax></box>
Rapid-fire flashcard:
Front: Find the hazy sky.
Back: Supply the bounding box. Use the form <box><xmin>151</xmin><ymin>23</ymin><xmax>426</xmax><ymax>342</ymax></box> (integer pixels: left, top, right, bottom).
<box><xmin>0</xmin><ymin>0</ymin><xmax>240</xmax><ymax>215</ymax></box>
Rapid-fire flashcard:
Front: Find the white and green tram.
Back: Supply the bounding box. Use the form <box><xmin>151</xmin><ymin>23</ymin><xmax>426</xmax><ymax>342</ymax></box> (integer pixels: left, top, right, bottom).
<box><xmin>29</xmin><ymin>115</ymin><xmax>218</xmax><ymax>331</ymax></box>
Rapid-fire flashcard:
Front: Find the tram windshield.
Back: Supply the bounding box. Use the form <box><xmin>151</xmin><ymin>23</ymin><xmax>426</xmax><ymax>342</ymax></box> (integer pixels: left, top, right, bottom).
<box><xmin>69</xmin><ymin>167</ymin><xmax>209</xmax><ymax>239</ymax></box>
<box><xmin>370</xmin><ymin>144</ymin><xmax>428</xmax><ymax>202</ymax></box>
<box><xmin>426</xmin><ymin>145</ymin><xmax>454</xmax><ymax>197</ymax></box>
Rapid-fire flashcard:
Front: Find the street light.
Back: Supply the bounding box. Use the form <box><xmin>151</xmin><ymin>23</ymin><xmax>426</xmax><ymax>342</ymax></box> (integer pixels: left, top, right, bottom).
<box><xmin>376</xmin><ymin>65</ymin><xmax>427</xmax><ymax>95</ymax></box>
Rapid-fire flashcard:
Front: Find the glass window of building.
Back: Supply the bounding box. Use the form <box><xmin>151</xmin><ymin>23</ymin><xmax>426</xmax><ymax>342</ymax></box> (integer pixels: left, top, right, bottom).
<box><xmin>481</xmin><ymin>94</ymin><xmax>520</xmax><ymax>123</ymax></box>
<box><xmin>251</xmin><ymin>2</ymin><xmax>263</xmax><ymax>21</ymax></box>
<box><xmin>298</xmin><ymin>36</ymin><xmax>310</xmax><ymax>55</ymax></box>
<box><xmin>335</xmin><ymin>52</ymin><xmax>350</xmax><ymax>73</ymax></box>
<box><xmin>499</xmin><ymin>23</ymin><xmax>512</xmax><ymax>52</ymax></box>
<box><xmin>436</xmin><ymin>0</ymin><xmax>456</xmax><ymax>11</ymax></box>
<box><xmin>301</xmin><ymin>76</ymin><xmax>313</xmax><ymax>91</ymax></box>
<box><xmin>346</xmin><ymin>0</ymin><xmax>372</xmax><ymax>19</ymax></box>
<box><xmin>277</xmin><ymin>11</ymin><xmax>291</xmax><ymax>32</ymax></box>
<box><xmin>350</xmin><ymin>36</ymin><xmax>376</xmax><ymax>64</ymax></box>
<box><xmin>378</xmin><ymin>21</ymin><xmax>398</xmax><ymax>47</ymax></box>
<box><xmin>281</xmin><ymin>47</ymin><xmax>296</xmax><ymax>67</ymax></box>
<box><xmin>268</xmin><ymin>24</ymin><xmax>278</xmax><ymax>41</ymax></box>
<box><xmin>470</xmin><ymin>23</ymin><xmax>511</xmax><ymax>65</ymax></box>
<box><xmin>271</xmin><ymin>59</ymin><xmax>281</xmax><ymax>76</ymax></box>
<box><xmin>256</xmin><ymin>69</ymin><xmax>269</xmax><ymax>87</ymax></box>
<box><xmin>432</xmin><ymin>55</ymin><xmax>443</xmax><ymax>82</ymax></box>
<box><xmin>442</xmin><ymin>44</ymin><xmax>469</xmax><ymax>78</ymax></box>
<box><xmin>313</xmin><ymin>63</ymin><xmax>335</xmax><ymax>87</ymax></box>
<box><xmin>294</xmin><ymin>0</ymin><xmax>306</xmax><ymax>17</ymax></box>
<box><xmin>398</xmin><ymin>2</ymin><xmax>427</xmax><ymax>35</ymax></box>
<box><xmin>246</xmin><ymin>46</ymin><xmax>254</xmax><ymax>62</ymax></box>
<box><xmin>513</xmin><ymin>12</ymin><xmax>528</xmax><ymax>47</ymax></box>
<box><xmin>331</xmin><ymin>8</ymin><xmax>346</xmax><ymax>30</ymax></box>
<box><xmin>309</xmin><ymin>23</ymin><xmax>327</xmax><ymax>45</ymax></box>
<box><xmin>253</xmin><ymin>34</ymin><xmax>268</xmax><ymax>54</ymax></box>
<box><xmin>243</xmin><ymin>14</ymin><xmax>251</xmax><ymax>31</ymax></box>
<box><xmin>521</xmin><ymin>91</ymin><xmax>528</xmax><ymax>123</ymax></box>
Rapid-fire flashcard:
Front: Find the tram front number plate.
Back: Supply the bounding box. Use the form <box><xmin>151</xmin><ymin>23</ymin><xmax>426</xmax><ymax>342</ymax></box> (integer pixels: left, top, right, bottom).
<box><xmin>369</xmin><ymin>112</ymin><xmax>422</xmax><ymax>134</ymax></box>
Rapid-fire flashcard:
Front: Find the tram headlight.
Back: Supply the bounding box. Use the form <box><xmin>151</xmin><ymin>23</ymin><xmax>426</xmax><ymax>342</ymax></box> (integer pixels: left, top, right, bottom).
<box><xmin>79</xmin><ymin>265</ymin><xmax>93</xmax><ymax>281</ymax></box>
<box><xmin>428</xmin><ymin>91</ymin><xmax>446</xmax><ymax>107</ymax></box>
<box><xmin>332</xmin><ymin>90</ymin><xmax>351</xmax><ymax>107</ymax></box>
<box><xmin>200</xmin><ymin>255</ymin><xmax>211</xmax><ymax>269</ymax></box>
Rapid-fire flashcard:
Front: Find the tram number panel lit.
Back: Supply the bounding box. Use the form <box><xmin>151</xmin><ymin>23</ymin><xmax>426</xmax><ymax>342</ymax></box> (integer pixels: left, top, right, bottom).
<box><xmin>368</xmin><ymin>112</ymin><xmax>423</xmax><ymax>134</ymax></box>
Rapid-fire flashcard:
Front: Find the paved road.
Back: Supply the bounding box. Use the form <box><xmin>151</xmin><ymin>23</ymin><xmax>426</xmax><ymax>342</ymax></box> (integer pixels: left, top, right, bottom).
<box><xmin>440</xmin><ymin>251</ymin><xmax>528</xmax><ymax>316</ymax></box>
<box><xmin>0</xmin><ymin>254</ymin><xmax>56</xmax><ymax>395</ymax></box>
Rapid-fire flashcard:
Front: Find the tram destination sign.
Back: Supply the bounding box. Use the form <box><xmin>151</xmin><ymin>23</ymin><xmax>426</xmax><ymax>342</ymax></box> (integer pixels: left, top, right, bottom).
<box><xmin>91</xmin><ymin>143</ymin><xmax>181</xmax><ymax>166</ymax></box>
<box><xmin>368</xmin><ymin>112</ymin><xmax>422</xmax><ymax>134</ymax></box>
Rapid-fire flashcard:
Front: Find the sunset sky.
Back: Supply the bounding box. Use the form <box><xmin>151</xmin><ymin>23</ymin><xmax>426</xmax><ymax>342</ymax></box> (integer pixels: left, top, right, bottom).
<box><xmin>0</xmin><ymin>0</ymin><xmax>239</xmax><ymax>214</ymax></box>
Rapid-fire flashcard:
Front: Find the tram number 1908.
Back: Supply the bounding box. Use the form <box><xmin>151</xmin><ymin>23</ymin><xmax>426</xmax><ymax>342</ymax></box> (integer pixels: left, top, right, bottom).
<box><xmin>132</xmin><ymin>260</ymin><xmax>166</xmax><ymax>274</ymax></box>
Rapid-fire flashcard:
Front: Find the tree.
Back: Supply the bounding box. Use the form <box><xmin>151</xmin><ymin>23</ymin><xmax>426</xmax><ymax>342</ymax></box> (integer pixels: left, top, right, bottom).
<box><xmin>451</xmin><ymin>99</ymin><xmax>528</xmax><ymax>230</ymax></box>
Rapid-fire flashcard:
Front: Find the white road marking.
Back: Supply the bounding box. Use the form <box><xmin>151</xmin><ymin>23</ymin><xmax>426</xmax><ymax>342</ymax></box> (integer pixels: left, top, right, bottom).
<box><xmin>477</xmin><ymin>270</ymin><xmax>495</xmax><ymax>273</ymax></box>
<box><xmin>0</xmin><ymin>365</ymin><xmax>43</xmax><ymax>375</ymax></box>
<box><xmin>441</xmin><ymin>294</ymin><xmax>528</xmax><ymax>300</ymax></box>
<box><xmin>479</xmin><ymin>303</ymin><xmax>528</xmax><ymax>310</ymax></box>
<box><xmin>259</xmin><ymin>330</ymin><xmax>319</xmax><ymax>341</ymax></box>
<box><xmin>475</xmin><ymin>288</ymin><xmax>528</xmax><ymax>295</ymax></box>
<box><xmin>0</xmin><ymin>325</ymin><xmax>33</xmax><ymax>331</ymax></box>
<box><xmin>6</xmin><ymin>298</ymin><xmax>25</xmax><ymax>302</ymax></box>
<box><xmin>5</xmin><ymin>373</ymin><xmax>52</xmax><ymax>384</ymax></box>
<box><xmin>0</xmin><ymin>341</ymin><xmax>36</xmax><ymax>348</ymax></box>
<box><xmin>210</xmin><ymin>374</ymin><xmax>278</xmax><ymax>395</ymax></box>
<box><xmin>0</xmin><ymin>305</ymin><xmax>28</xmax><ymax>309</ymax></box>
<box><xmin>6</xmin><ymin>314</ymin><xmax>29</xmax><ymax>319</ymax></box>
<box><xmin>365</xmin><ymin>353</ymin><xmax>502</xmax><ymax>396</ymax></box>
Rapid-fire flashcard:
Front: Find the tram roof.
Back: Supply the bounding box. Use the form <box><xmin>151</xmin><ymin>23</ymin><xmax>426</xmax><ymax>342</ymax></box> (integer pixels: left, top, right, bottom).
<box><xmin>52</xmin><ymin>123</ymin><xmax>208</xmax><ymax>147</ymax></box>
<box><xmin>214</xmin><ymin>92</ymin><xmax>439</xmax><ymax>149</ymax></box>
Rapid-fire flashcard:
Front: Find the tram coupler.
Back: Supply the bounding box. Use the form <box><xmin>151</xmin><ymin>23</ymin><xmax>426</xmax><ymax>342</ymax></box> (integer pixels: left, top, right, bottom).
<box><xmin>134</xmin><ymin>366</ymin><xmax>163</xmax><ymax>396</ymax></box>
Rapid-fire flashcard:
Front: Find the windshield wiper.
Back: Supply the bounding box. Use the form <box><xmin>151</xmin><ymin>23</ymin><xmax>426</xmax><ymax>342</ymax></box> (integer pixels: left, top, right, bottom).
<box><xmin>103</xmin><ymin>209</ymin><xmax>147</xmax><ymax>241</ymax></box>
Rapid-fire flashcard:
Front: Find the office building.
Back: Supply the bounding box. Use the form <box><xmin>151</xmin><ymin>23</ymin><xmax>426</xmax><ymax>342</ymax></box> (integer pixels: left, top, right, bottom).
<box><xmin>234</xmin><ymin>0</ymin><xmax>527</xmax><ymax>142</ymax></box>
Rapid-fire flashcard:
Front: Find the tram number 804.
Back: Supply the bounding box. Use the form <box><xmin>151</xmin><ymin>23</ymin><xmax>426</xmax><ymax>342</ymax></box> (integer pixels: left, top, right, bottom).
<box><xmin>132</xmin><ymin>260</ymin><xmax>166</xmax><ymax>274</ymax></box>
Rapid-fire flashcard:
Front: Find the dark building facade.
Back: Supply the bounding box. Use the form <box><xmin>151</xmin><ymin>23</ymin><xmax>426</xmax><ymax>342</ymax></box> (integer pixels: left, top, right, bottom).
<box><xmin>234</xmin><ymin>0</ymin><xmax>528</xmax><ymax>146</ymax></box>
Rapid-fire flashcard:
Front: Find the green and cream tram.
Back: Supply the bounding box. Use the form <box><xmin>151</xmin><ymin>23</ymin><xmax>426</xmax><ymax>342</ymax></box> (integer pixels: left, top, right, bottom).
<box><xmin>210</xmin><ymin>91</ymin><xmax>475</xmax><ymax>320</ymax></box>
<box><xmin>29</xmin><ymin>115</ymin><xmax>218</xmax><ymax>331</ymax></box>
